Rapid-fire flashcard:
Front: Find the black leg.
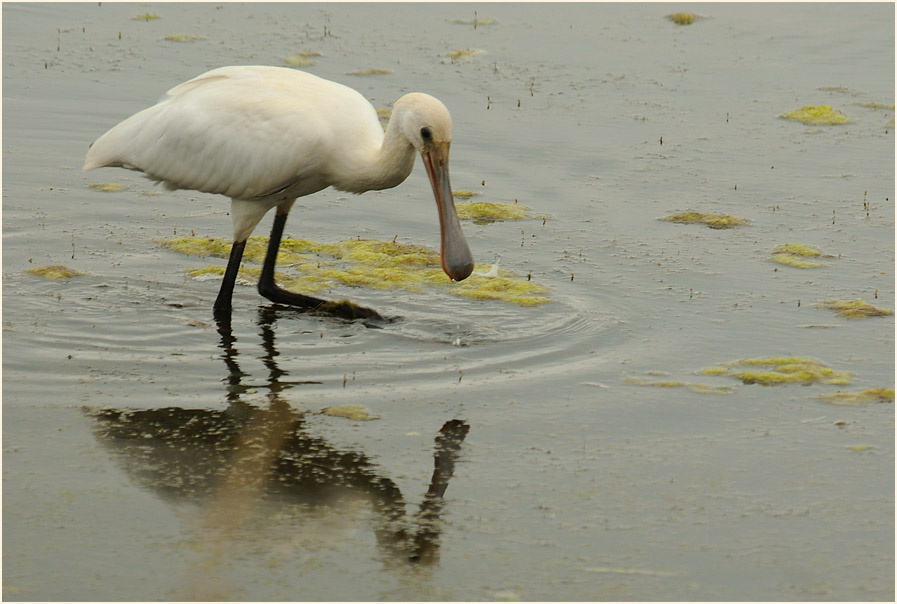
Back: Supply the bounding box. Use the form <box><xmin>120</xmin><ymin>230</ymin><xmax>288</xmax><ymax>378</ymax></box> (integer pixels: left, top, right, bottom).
<box><xmin>213</xmin><ymin>239</ymin><xmax>247</xmax><ymax>321</ymax></box>
<box><xmin>257</xmin><ymin>211</ymin><xmax>328</xmax><ymax>309</ymax></box>
<box><xmin>257</xmin><ymin>210</ymin><xmax>384</xmax><ymax>321</ymax></box>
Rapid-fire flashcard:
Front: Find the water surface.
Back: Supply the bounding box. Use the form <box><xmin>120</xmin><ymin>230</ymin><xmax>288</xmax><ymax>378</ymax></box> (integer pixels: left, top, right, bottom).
<box><xmin>3</xmin><ymin>3</ymin><xmax>894</xmax><ymax>601</ymax></box>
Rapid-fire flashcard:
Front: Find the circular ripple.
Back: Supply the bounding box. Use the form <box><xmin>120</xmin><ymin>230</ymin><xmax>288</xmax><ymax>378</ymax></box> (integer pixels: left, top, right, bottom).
<box><xmin>5</xmin><ymin>269</ymin><xmax>626</xmax><ymax>408</ymax></box>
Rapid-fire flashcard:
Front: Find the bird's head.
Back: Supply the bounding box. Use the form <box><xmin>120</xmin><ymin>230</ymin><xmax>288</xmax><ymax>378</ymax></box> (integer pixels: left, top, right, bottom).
<box><xmin>396</xmin><ymin>93</ymin><xmax>453</xmax><ymax>150</ymax></box>
<box><xmin>394</xmin><ymin>93</ymin><xmax>473</xmax><ymax>283</ymax></box>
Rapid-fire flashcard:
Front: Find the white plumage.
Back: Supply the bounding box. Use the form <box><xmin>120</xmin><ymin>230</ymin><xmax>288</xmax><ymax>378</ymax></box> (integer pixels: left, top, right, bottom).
<box><xmin>85</xmin><ymin>66</ymin><xmax>474</xmax><ymax>320</ymax></box>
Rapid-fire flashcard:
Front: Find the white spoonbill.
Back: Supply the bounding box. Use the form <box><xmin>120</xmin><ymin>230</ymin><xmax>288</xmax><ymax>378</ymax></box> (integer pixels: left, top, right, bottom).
<box><xmin>84</xmin><ymin>65</ymin><xmax>474</xmax><ymax>320</ymax></box>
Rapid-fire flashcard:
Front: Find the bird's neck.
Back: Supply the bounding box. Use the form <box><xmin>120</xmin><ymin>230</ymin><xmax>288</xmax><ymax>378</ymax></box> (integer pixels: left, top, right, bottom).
<box><xmin>335</xmin><ymin>116</ymin><xmax>416</xmax><ymax>194</ymax></box>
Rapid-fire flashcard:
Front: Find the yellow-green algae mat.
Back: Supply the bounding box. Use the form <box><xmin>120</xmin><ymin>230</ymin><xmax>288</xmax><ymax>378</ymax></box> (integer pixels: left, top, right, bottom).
<box><xmin>626</xmin><ymin>356</ymin><xmax>859</xmax><ymax>394</ymax></box>
<box><xmin>347</xmin><ymin>68</ymin><xmax>391</xmax><ymax>76</ymax></box>
<box><xmin>446</xmin><ymin>48</ymin><xmax>485</xmax><ymax>63</ymax></box>
<box><xmin>666</xmin><ymin>12</ymin><xmax>699</xmax><ymax>25</ymax></box>
<box><xmin>624</xmin><ymin>374</ymin><xmax>733</xmax><ymax>395</ymax></box>
<box><xmin>818</xmin><ymin>299</ymin><xmax>892</xmax><ymax>319</ymax></box>
<box><xmin>320</xmin><ymin>405</ymin><xmax>379</xmax><ymax>421</ymax></box>
<box><xmin>26</xmin><ymin>265</ymin><xmax>87</xmax><ymax>280</ymax></box>
<box><xmin>161</xmin><ymin>236</ymin><xmax>550</xmax><ymax>306</ymax></box>
<box><xmin>817</xmin><ymin>388</ymin><xmax>894</xmax><ymax>407</ymax></box>
<box><xmin>771</xmin><ymin>243</ymin><xmax>828</xmax><ymax>269</ymax></box>
<box><xmin>165</xmin><ymin>34</ymin><xmax>205</xmax><ymax>43</ymax></box>
<box><xmin>780</xmin><ymin>105</ymin><xmax>851</xmax><ymax>126</ymax></box>
<box><xmin>703</xmin><ymin>357</ymin><xmax>852</xmax><ymax>386</ymax></box>
<box><xmin>452</xmin><ymin>193</ymin><xmax>546</xmax><ymax>223</ymax></box>
<box><xmin>282</xmin><ymin>51</ymin><xmax>320</xmax><ymax>68</ymax></box>
<box><xmin>450</xmin><ymin>15</ymin><xmax>498</xmax><ymax>27</ymax></box>
<box><xmin>88</xmin><ymin>182</ymin><xmax>126</xmax><ymax>192</ymax></box>
<box><xmin>659</xmin><ymin>211</ymin><xmax>749</xmax><ymax>229</ymax></box>
<box><xmin>456</xmin><ymin>200</ymin><xmax>534</xmax><ymax>223</ymax></box>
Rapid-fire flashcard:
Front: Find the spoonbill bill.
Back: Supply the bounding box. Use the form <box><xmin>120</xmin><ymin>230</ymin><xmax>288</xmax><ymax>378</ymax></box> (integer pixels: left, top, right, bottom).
<box><xmin>84</xmin><ymin>66</ymin><xmax>474</xmax><ymax>320</ymax></box>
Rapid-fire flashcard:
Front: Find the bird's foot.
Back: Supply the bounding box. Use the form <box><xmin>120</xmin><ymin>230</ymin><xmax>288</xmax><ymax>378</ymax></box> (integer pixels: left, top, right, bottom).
<box><xmin>310</xmin><ymin>298</ymin><xmax>385</xmax><ymax>322</ymax></box>
<box><xmin>257</xmin><ymin>279</ymin><xmax>387</xmax><ymax>322</ymax></box>
<box><xmin>259</xmin><ymin>284</ymin><xmax>385</xmax><ymax>322</ymax></box>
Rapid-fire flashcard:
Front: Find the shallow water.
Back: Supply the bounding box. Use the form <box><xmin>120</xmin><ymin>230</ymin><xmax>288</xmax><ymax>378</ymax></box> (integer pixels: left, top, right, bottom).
<box><xmin>3</xmin><ymin>2</ymin><xmax>894</xmax><ymax>601</ymax></box>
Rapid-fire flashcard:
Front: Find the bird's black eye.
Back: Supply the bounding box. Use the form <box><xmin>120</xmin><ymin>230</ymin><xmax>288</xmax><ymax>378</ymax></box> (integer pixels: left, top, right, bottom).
<box><xmin>420</xmin><ymin>127</ymin><xmax>432</xmax><ymax>141</ymax></box>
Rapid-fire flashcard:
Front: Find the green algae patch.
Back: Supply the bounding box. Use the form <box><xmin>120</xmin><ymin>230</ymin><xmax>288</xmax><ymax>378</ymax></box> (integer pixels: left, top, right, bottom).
<box><xmin>773</xmin><ymin>243</ymin><xmax>822</xmax><ymax>257</ymax></box>
<box><xmin>186</xmin><ymin>265</ymin><xmax>228</xmax><ymax>278</ymax></box>
<box><xmin>659</xmin><ymin>211</ymin><xmax>749</xmax><ymax>229</ymax></box>
<box><xmin>26</xmin><ymin>265</ymin><xmax>87</xmax><ymax>280</ymax></box>
<box><xmin>283</xmin><ymin>52</ymin><xmax>318</xmax><ymax>67</ymax></box>
<box><xmin>89</xmin><ymin>182</ymin><xmax>126</xmax><ymax>192</ymax></box>
<box><xmin>780</xmin><ymin>105</ymin><xmax>851</xmax><ymax>125</ymax></box>
<box><xmin>162</xmin><ymin>236</ymin><xmax>550</xmax><ymax>306</ymax></box>
<box><xmin>818</xmin><ymin>299</ymin><xmax>892</xmax><ymax>319</ymax></box>
<box><xmin>630</xmin><ymin>357</ymin><xmax>853</xmax><ymax>395</ymax></box>
<box><xmin>666</xmin><ymin>12</ymin><xmax>697</xmax><ymax>25</ymax></box>
<box><xmin>162</xmin><ymin>237</ymin><xmax>234</xmax><ymax>259</ymax></box>
<box><xmin>347</xmin><ymin>68</ymin><xmax>391</xmax><ymax>76</ymax></box>
<box><xmin>846</xmin><ymin>445</ymin><xmax>875</xmax><ymax>453</ymax></box>
<box><xmin>451</xmin><ymin>16</ymin><xmax>497</xmax><ymax>26</ymax></box>
<box><xmin>450</xmin><ymin>270</ymin><xmax>550</xmax><ymax>306</ymax></box>
<box><xmin>321</xmin><ymin>405</ymin><xmax>379</xmax><ymax>421</ymax></box>
<box><xmin>452</xmin><ymin>190</ymin><xmax>480</xmax><ymax>199</ymax></box>
<box><xmin>732</xmin><ymin>369</ymin><xmax>820</xmax><ymax>385</ymax></box>
<box><xmin>457</xmin><ymin>201</ymin><xmax>530</xmax><ymax>223</ymax></box>
<box><xmin>164</xmin><ymin>34</ymin><xmax>205</xmax><ymax>43</ymax></box>
<box><xmin>860</xmin><ymin>102</ymin><xmax>895</xmax><ymax>110</ymax></box>
<box><xmin>698</xmin><ymin>366</ymin><xmax>730</xmax><ymax>376</ymax></box>
<box><xmin>772</xmin><ymin>255</ymin><xmax>823</xmax><ymax>269</ymax></box>
<box><xmin>447</xmin><ymin>48</ymin><xmax>485</xmax><ymax>62</ymax></box>
<box><xmin>771</xmin><ymin>254</ymin><xmax>825</xmax><ymax>269</ymax></box>
<box><xmin>132</xmin><ymin>13</ymin><xmax>160</xmax><ymax>20</ymax></box>
<box><xmin>687</xmin><ymin>383</ymin><xmax>733</xmax><ymax>395</ymax></box>
<box><xmin>771</xmin><ymin>242</ymin><xmax>828</xmax><ymax>268</ymax></box>
<box><xmin>817</xmin><ymin>388</ymin><xmax>894</xmax><ymax>406</ymax></box>
<box><xmin>343</xmin><ymin>239</ymin><xmax>440</xmax><ymax>267</ymax></box>
<box><xmin>625</xmin><ymin>377</ymin><xmax>687</xmax><ymax>388</ymax></box>
<box><xmin>624</xmin><ymin>375</ymin><xmax>732</xmax><ymax>394</ymax></box>
<box><xmin>727</xmin><ymin>357</ymin><xmax>851</xmax><ymax>386</ymax></box>
<box><xmin>737</xmin><ymin>356</ymin><xmax>819</xmax><ymax>366</ymax></box>
<box><xmin>186</xmin><ymin>264</ymin><xmax>267</xmax><ymax>288</ymax></box>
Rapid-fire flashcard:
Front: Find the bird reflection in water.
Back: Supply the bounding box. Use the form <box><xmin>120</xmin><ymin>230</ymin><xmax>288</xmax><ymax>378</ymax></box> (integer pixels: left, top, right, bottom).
<box><xmin>85</xmin><ymin>306</ymin><xmax>469</xmax><ymax>597</ymax></box>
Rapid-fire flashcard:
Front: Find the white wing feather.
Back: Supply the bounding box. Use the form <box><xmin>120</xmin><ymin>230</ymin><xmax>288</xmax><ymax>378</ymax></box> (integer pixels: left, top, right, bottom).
<box><xmin>84</xmin><ymin>66</ymin><xmax>383</xmax><ymax>201</ymax></box>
